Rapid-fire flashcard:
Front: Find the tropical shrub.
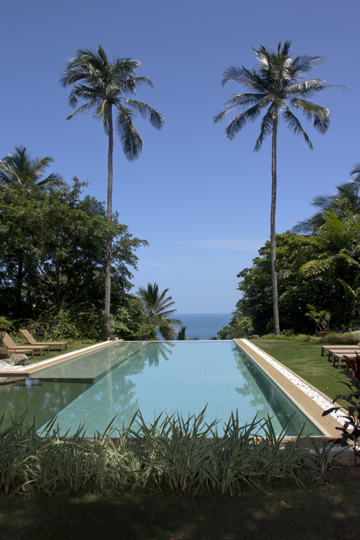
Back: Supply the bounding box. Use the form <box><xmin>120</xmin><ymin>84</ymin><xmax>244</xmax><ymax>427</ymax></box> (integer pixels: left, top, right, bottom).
<box><xmin>0</xmin><ymin>410</ymin><xmax>342</xmax><ymax>497</ymax></box>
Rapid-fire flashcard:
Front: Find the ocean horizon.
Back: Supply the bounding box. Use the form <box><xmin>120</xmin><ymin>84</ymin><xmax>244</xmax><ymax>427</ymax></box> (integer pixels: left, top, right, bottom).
<box><xmin>173</xmin><ymin>313</ymin><xmax>231</xmax><ymax>340</ymax></box>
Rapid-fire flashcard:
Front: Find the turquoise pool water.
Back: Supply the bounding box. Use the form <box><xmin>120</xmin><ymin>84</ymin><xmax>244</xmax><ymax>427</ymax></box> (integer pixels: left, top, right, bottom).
<box><xmin>0</xmin><ymin>341</ymin><xmax>322</xmax><ymax>436</ymax></box>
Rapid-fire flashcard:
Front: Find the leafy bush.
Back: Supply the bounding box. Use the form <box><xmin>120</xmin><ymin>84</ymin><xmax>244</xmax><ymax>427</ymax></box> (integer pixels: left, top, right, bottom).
<box><xmin>0</xmin><ymin>410</ymin><xmax>342</xmax><ymax>497</ymax></box>
<box><xmin>293</xmin><ymin>334</ymin><xmax>312</xmax><ymax>342</ymax></box>
<box><xmin>0</xmin><ymin>317</ymin><xmax>14</xmax><ymax>334</ymax></box>
<box><xmin>260</xmin><ymin>334</ymin><xmax>290</xmax><ymax>340</ymax></box>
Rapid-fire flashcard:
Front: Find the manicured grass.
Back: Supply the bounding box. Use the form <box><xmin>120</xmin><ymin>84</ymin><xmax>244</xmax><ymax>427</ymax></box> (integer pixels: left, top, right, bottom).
<box><xmin>1</xmin><ymin>473</ymin><xmax>360</xmax><ymax>540</ymax></box>
<box><xmin>255</xmin><ymin>339</ymin><xmax>350</xmax><ymax>405</ymax></box>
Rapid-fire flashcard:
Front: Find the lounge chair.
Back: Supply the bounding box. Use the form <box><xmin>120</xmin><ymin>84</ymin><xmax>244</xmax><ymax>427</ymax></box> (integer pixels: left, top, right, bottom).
<box><xmin>2</xmin><ymin>332</ymin><xmax>49</xmax><ymax>356</ymax></box>
<box><xmin>321</xmin><ymin>344</ymin><xmax>360</xmax><ymax>356</ymax></box>
<box><xmin>326</xmin><ymin>348</ymin><xmax>360</xmax><ymax>363</ymax></box>
<box><xmin>20</xmin><ymin>329</ymin><xmax>68</xmax><ymax>351</ymax></box>
<box><xmin>332</xmin><ymin>351</ymin><xmax>360</xmax><ymax>370</ymax></box>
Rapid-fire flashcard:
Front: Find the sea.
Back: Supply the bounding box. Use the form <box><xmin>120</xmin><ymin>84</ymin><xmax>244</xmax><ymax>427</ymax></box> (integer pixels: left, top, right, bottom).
<box><xmin>173</xmin><ymin>313</ymin><xmax>231</xmax><ymax>340</ymax></box>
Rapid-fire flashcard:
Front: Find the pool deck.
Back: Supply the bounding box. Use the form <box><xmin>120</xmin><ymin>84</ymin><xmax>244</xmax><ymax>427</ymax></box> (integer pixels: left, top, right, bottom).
<box><xmin>0</xmin><ymin>340</ymin><xmax>114</xmax><ymax>378</ymax></box>
<box><xmin>237</xmin><ymin>339</ymin><xmax>345</xmax><ymax>440</ymax></box>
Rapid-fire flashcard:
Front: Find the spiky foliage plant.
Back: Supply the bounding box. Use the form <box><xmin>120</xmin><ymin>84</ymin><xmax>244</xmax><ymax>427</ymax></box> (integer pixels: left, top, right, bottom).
<box><xmin>1</xmin><ymin>409</ymin><xmax>340</xmax><ymax>497</ymax></box>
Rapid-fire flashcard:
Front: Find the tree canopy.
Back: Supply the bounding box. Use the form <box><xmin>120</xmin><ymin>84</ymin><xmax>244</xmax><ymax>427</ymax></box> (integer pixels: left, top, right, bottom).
<box><xmin>221</xmin><ymin>208</ymin><xmax>360</xmax><ymax>337</ymax></box>
<box><xmin>0</xmin><ymin>175</ymin><xmax>155</xmax><ymax>341</ymax></box>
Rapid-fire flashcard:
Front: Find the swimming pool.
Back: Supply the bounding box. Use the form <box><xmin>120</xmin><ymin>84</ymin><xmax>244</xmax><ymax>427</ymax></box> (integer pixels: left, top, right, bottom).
<box><xmin>0</xmin><ymin>340</ymin><xmax>323</xmax><ymax>436</ymax></box>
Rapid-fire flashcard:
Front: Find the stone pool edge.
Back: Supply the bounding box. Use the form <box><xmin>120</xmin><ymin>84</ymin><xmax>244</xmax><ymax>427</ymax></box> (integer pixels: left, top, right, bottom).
<box><xmin>236</xmin><ymin>339</ymin><xmax>344</xmax><ymax>440</ymax></box>
<box><xmin>0</xmin><ymin>340</ymin><xmax>118</xmax><ymax>378</ymax></box>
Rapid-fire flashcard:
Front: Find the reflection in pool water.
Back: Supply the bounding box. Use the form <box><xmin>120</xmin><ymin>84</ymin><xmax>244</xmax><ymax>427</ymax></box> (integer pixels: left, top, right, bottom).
<box><xmin>0</xmin><ymin>341</ymin><xmax>322</xmax><ymax>436</ymax></box>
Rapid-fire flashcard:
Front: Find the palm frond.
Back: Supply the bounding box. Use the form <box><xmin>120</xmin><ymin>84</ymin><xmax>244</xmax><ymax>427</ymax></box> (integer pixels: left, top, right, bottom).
<box><xmin>292</xmin><ymin>213</ymin><xmax>327</xmax><ymax>234</ymax></box>
<box><xmin>290</xmin><ymin>55</ymin><xmax>326</xmax><ymax>77</ymax></box>
<box><xmin>116</xmin><ymin>105</ymin><xmax>143</xmax><ymax>161</ymax></box>
<box><xmin>221</xmin><ymin>66</ymin><xmax>269</xmax><ymax>93</ymax></box>
<box><xmin>224</xmin><ymin>93</ymin><xmax>268</xmax><ymax>108</ymax></box>
<box><xmin>37</xmin><ymin>173</ymin><xmax>67</xmax><ymax>188</ymax></box>
<box><xmin>311</xmin><ymin>193</ymin><xmax>336</xmax><ymax>208</ymax></box>
<box><xmin>122</xmin><ymin>76</ymin><xmax>154</xmax><ymax>96</ymax></box>
<box><xmin>350</xmin><ymin>164</ymin><xmax>360</xmax><ymax>185</ymax></box>
<box><xmin>225</xmin><ymin>103</ymin><xmax>264</xmax><ymax>140</ymax></box>
<box><xmin>93</xmin><ymin>101</ymin><xmax>110</xmax><ymax>134</ymax></box>
<box><xmin>125</xmin><ymin>99</ymin><xmax>164</xmax><ymax>130</ymax></box>
<box><xmin>254</xmin><ymin>106</ymin><xmax>275</xmax><ymax>151</ymax></box>
<box><xmin>286</xmin><ymin>79</ymin><xmax>328</xmax><ymax>98</ymax></box>
<box><xmin>213</xmin><ymin>109</ymin><xmax>228</xmax><ymax>125</ymax></box>
<box><xmin>282</xmin><ymin>106</ymin><xmax>313</xmax><ymax>149</ymax></box>
<box><xmin>290</xmin><ymin>98</ymin><xmax>330</xmax><ymax>133</ymax></box>
<box><xmin>66</xmin><ymin>99</ymin><xmax>99</xmax><ymax>120</ymax></box>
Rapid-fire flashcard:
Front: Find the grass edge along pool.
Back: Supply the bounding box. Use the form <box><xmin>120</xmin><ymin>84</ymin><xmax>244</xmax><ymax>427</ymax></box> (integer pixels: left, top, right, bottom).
<box><xmin>0</xmin><ymin>340</ymin><xmax>327</xmax><ymax>437</ymax></box>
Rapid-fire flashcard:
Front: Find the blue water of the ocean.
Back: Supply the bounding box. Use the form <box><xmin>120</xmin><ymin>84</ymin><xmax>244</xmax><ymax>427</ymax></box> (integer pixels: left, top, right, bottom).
<box><xmin>173</xmin><ymin>313</ymin><xmax>231</xmax><ymax>340</ymax></box>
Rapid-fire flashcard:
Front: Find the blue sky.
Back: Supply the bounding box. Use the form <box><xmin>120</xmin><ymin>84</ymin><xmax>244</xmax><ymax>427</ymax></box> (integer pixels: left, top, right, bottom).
<box><xmin>1</xmin><ymin>0</ymin><xmax>359</xmax><ymax>314</ymax></box>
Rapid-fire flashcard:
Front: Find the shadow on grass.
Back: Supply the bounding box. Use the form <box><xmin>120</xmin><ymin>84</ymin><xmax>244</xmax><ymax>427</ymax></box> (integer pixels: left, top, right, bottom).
<box><xmin>1</xmin><ymin>477</ymin><xmax>360</xmax><ymax>540</ymax></box>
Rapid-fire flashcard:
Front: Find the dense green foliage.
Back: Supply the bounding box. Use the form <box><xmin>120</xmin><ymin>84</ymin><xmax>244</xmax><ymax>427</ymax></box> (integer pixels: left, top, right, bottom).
<box><xmin>220</xmin><ymin>181</ymin><xmax>360</xmax><ymax>336</ymax></box>
<box><xmin>0</xmin><ymin>174</ymin><xmax>156</xmax><ymax>341</ymax></box>
<box><xmin>217</xmin><ymin>316</ymin><xmax>254</xmax><ymax>340</ymax></box>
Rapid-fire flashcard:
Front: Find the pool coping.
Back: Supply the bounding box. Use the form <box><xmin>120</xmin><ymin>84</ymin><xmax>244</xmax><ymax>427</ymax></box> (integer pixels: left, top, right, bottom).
<box><xmin>236</xmin><ymin>339</ymin><xmax>345</xmax><ymax>440</ymax></box>
<box><xmin>0</xmin><ymin>340</ymin><xmax>118</xmax><ymax>378</ymax></box>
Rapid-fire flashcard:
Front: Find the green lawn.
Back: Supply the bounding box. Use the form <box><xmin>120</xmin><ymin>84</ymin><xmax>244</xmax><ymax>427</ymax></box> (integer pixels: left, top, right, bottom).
<box><xmin>254</xmin><ymin>339</ymin><xmax>350</xmax><ymax>405</ymax></box>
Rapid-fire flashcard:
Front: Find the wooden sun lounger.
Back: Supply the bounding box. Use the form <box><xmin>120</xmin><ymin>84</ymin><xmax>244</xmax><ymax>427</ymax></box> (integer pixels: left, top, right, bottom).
<box><xmin>326</xmin><ymin>348</ymin><xmax>360</xmax><ymax>363</ymax></box>
<box><xmin>1</xmin><ymin>348</ymin><xmax>34</xmax><ymax>359</ymax></box>
<box><xmin>321</xmin><ymin>344</ymin><xmax>360</xmax><ymax>356</ymax></box>
<box><xmin>2</xmin><ymin>332</ymin><xmax>49</xmax><ymax>356</ymax></box>
<box><xmin>332</xmin><ymin>352</ymin><xmax>360</xmax><ymax>369</ymax></box>
<box><xmin>20</xmin><ymin>329</ymin><xmax>68</xmax><ymax>351</ymax></box>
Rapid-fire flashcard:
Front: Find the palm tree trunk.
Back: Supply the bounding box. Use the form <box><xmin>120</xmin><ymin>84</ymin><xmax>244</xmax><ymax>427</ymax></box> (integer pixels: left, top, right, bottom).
<box><xmin>104</xmin><ymin>106</ymin><xmax>113</xmax><ymax>340</ymax></box>
<box><xmin>271</xmin><ymin>117</ymin><xmax>280</xmax><ymax>335</ymax></box>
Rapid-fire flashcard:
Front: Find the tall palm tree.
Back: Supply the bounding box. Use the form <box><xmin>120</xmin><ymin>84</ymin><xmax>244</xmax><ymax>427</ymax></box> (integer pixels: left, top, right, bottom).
<box><xmin>0</xmin><ymin>146</ymin><xmax>65</xmax><ymax>191</ymax></box>
<box><xmin>137</xmin><ymin>283</ymin><xmax>183</xmax><ymax>340</ymax></box>
<box><xmin>214</xmin><ymin>41</ymin><xmax>334</xmax><ymax>335</ymax></box>
<box><xmin>61</xmin><ymin>45</ymin><xmax>164</xmax><ymax>340</ymax></box>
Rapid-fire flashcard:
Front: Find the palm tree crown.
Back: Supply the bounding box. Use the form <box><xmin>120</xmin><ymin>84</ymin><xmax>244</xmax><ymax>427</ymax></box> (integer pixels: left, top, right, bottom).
<box><xmin>137</xmin><ymin>283</ymin><xmax>183</xmax><ymax>340</ymax></box>
<box><xmin>61</xmin><ymin>45</ymin><xmax>164</xmax><ymax>161</ymax></box>
<box><xmin>214</xmin><ymin>41</ymin><xmax>335</xmax><ymax>335</ymax></box>
<box><xmin>213</xmin><ymin>41</ymin><xmax>331</xmax><ymax>149</ymax></box>
<box><xmin>0</xmin><ymin>146</ymin><xmax>65</xmax><ymax>191</ymax></box>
